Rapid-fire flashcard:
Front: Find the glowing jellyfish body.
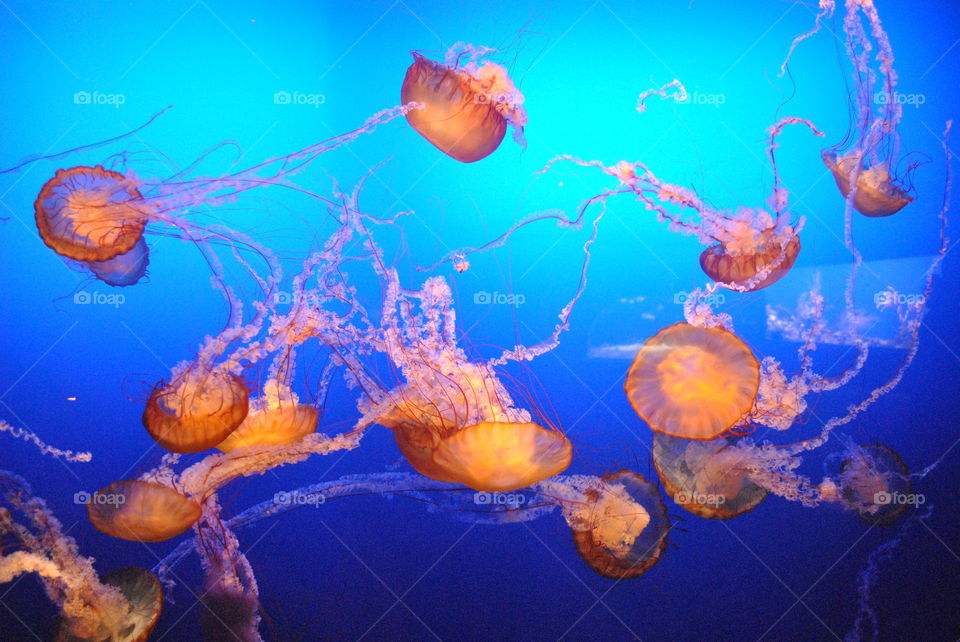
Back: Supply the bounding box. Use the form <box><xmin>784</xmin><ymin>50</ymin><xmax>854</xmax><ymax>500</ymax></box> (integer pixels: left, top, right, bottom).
<box><xmin>87</xmin><ymin>236</ymin><xmax>150</xmax><ymax>287</ymax></box>
<box><xmin>835</xmin><ymin>443</ymin><xmax>912</xmax><ymax>526</ymax></box>
<box><xmin>216</xmin><ymin>403</ymin><xmax>318</xmax><ymax>453</ymax></box>
<box><xmin>653</xmin><ymin>433</ymin><xmax>768</xmax><ymax>519</ymax></box>
<box><xmin>35</xmin><ymin>166</ymin><xmax>148</xmax><ymax>262</ymax></box>
<box><xmin>401</xmin><ymin>45</ymin><xmax>526</xmax><ymax>163</ymax></box>
<box><xmin>625</xmin><ymin>323</ymin><xmax>760</xmax><ymax>440</ymax></box>
<box><xmin>570</xmin><ymin>470</ymin><xmax>670</xmax><ymax>579</ymax></box>
<box><xmin>823</xmin><ymin>151</ymin><xmax>913</xmax><ymax>217</ymax></box>
<box><xmin>54</xmin><ymin>567</ymin><xmax>162</xmax><ymax>642</ymax></box>
<box><xmin>87</xmin><ymin>480</ymin><xmax>201</xmax><ymax>542</ymax></box>
<box><xmin>431</xmin><ymin>421</ymin><xmax>572</xmax><ymax>492</ymax></box>
<box><xmin>700</xmin><ymin>235</ymin><xmax>800</xmax><ymax>291</ymax></box>
<box><xmin>143</xmin><ymin>371</ymin><xmax>249</xmax><ymax>453</ymax></box>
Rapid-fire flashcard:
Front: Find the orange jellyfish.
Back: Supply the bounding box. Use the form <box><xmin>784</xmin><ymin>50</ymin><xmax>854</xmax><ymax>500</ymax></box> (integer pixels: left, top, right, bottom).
<box><xmin>87</xmin><ymin>480</ymin><xmax>201</xmax><ymax>542</ymax></box>
<box><xmin>53</xmin><ymin>567</ymin><xmax>162</xmax><ymax>642</ymax></box>
<box><xmin>216</xmin><ymin>380</ymin><xmax>318</xmax><ymax>453</ymax></box>
<box><xmin>829</xmin><ymin>443</ymin><xmax>913</xmax><ymax>526</ymax></box>
<box><xmin>34</xmin><ymin>165</ymin><xmax>149</xmax><ymax>263</ymax></box>
<box><xmin>431</xmin><ymin>421</ymin><xmax>572</xmax><ymax>492</ymax></box>
<box><xmin>653</xmin><ymin>433</ymin><xmax>768</xmax><ymax>519</ymax></box>
<box><xmin>569</xmin><ymin>470</ymin><xmax>670</xmax><ymax>579</ymax></box>
<box><xmin>143</xmin><ymin>369</ymin><xmax>250</xmax><ymax>453</ymax></box>
<box><xmin>699</xmin><ymin>234</ymin><xmax>801</xmax><ymax>291</ymax></box>
<box><xmin>823</xmin><ymin>151</ymin><xmax>913</xmax><ymax>217</ymax></box>
<box><xmin>401</xmin><ymin>43</ymin><xmax>527</xmax><ymax>162</ymax></box>
<box><xmin>624</xmin><ymin>322</ymin><xmax>760</xmax><ymax>440</ymax></box>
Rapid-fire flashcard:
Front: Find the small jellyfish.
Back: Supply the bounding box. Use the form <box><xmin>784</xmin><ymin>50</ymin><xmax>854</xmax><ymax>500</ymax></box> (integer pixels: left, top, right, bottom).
<box><xmin>431</xmin><ymin>421</ymin><xmax>573</xmax><ymax>492</ymax></box>
<box><xmin>568</xmin><ymin>470</ymin><xmax>670</xmax><ymax>579</ymax></box>
<box><xmin>216</xmin><ymin>380</ymin><xmax>318</xmax><ymax>453</ymax></box>
<box><xmin>34</xmin><ymin>165</ymin><xmax>149</xmax><ymax>263</ymax></box>
<box><xmin>699</xmin><ymin>234</ymin><xmax>801</xmax><ymax>292</ymax></box>
<box><xmin>143</xmin><ymin>369</ymin><xmax>250</xmax><ymax>453</ymax></box>
<box><xmin>653</xmin><ymin>433</ymin><xmax>768</xmax><ymax>519</ymax></box>
<box><xmin>401</xmin><ymin>42</ymin><xmax>527</xmax><ymax>162</ymax></box>
<box><xmin>86</xmin><ymin>236</ymin><xmax>150</xmax><ymax>287</ymax></box>
<box><xmin>54</xmin><ymin>567</ymin><xmax>162</xmax><ymax>642</ymax></box>
<box><xmin>827</xmin><ymin>443</ymin><xmax>912</xmax><ymax>526</ymax></box>
<box><xmin>87</xmin><ymin>480</ymin><xmax>201</xmax><ymax>542</ymax></box>
<box><xmin>624</xmin><ymin>322</ymin><xmax>761</xmax><ymax>440</ymax></box>
<box><xmin>823</xmin><ymin>151</ymin><xmax>913</xmax><ymax>217</ymax></box>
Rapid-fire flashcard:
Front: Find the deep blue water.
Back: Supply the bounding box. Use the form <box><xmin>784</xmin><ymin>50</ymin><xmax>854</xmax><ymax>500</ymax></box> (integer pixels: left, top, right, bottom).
<box><xmin>1</xmin><ymin>1</ymin><xmax>959</xmax><ymax>640</ymax></box>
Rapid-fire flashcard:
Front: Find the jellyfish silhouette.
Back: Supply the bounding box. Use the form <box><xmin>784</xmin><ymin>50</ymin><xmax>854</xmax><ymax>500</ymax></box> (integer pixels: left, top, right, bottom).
<box><xmin>569</xmin><ymin>470</ymin><xmax>670</xmax><ymax>579</ymax></box>
<box><xmin>653</xmin><ymin>433</ymin><xmax>768</xmax><ymax>519</ymax></box>
<box><xmin>625</xmin><ymin>323</ymin><xmax>760</xmax><ymax>440</ymax></box>
<box><xmin>86</xmin><ymin>480</ymin><xmax>201</xmax><ymax>542</ymax></box>
<box><xmin>401</xmin><ymin>42</ymin><xmax>527</xmax><ymax>162</ymax></box>
<box><xmin>830</xmin><ymin>443</ymin><xmax>912</xmax><ymax>526</ymax></box>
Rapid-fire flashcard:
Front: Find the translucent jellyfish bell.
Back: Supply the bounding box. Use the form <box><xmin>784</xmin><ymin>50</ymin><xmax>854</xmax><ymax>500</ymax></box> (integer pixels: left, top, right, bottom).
<box><xmin>216</xmin><ymin>383</ymin><xmax>318</xmax><ymax>453</ymax></box>
<box><xmin>823</xmin><ymin>151</ymin><xmax>913</xmax><ymax>217</ymax></box>
<box><xmin>87</xmin><ymin>480</ymin><xmax>201</xmax><ymax>542</ymax></box>
<box><xmin>431</xmin><ymin>421</ymin><xmax>573</xmax><ymax>492</ymax></box>
<box><xmin>87</xmin><ymin>236</ymin><xmax>150</xmax><ymax>287</ymax></box>
<box><xmin>34</xmin><ymin>166</ymin><xmax>149</xmax><ymax>262</ymax></box>
<box><xmin>625</xmin><ymin>323</ymin><xmax>760</xmax><ymax>440</ymax></box>
<box><xmin>831</xmin><ymin>443</ymin><xmax>912</xmax><ymax>526</ymax></box>
<box><xmin>143</xmin><ymin>369</ymin><xmax>249</xmax><ymax>453</ymax></box>
<box><xmin>401</xmin><ymin>44</ymin><xmax>526</xmax><ymax>163</ymax></box>
<box><xmin>54</xmin><ymin>567</ymin><xmax>162</xmax><ymax>642</ymax></box>
<box><xmin>653</xmin><ymin>433</ymin><xmax>768</xmax><ymax>519</ymax></box>
<box><xmin>569</xmin><ymin>470</ymin><xmax>670</xmax><ymax>579</ymax></box>
<box><xmin>699</xmin><ymin>235</ymin><xmax>801</xmax><ymax>291</ymax></box>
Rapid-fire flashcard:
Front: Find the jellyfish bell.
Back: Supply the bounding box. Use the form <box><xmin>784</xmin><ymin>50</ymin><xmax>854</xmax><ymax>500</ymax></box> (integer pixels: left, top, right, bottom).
<box><xmin>34</xmin><ymin>165</ymin><xmax>149</xmax><ymax>262</ymax></box>
<box><xmin>625</xmin><ymin>322</ymin><xmax>761</xmax><ymax>440</ymax></box>
<box><xmin>143</xmin><ymin>369</ymin><xmax>250</xmax><ymax>453</ymax></box>
<box><xmin>829</xmin><ymin>443</ymin><xmax>912</xmax><ymax>526</ymax></box>
<box><xmin>431</xmin><ymin>421</ymin><xmax>572</xmax><ymax>492</ymax></box>
<box><xmin>86</xmin><ymin>236</ymin><xmax>150</xmax><ymax>287</ymax></box>
<box><xmin>87</xmin><ymin>480</ymin><xmax>201</xmax><ymax>542</ymax></box>
<box><xmin>653</xmin><ymin>433</ymin><xmax>768</xmax><ymax>519</ymax></box>
<box><xmin>823</xmin><ymin>150</ymin><xmax>913</xmax><ymax>217</ymax></box>
<box><xmin>401</xmin><ymin>44</ymin><xmax>527</xmax><ymax>163</ymax></box>
<box><xmin>216</xmin><ymin>385</ymin><xmax>318</xmax><ymax>453</ymax></box>
<box><xmin>699</xmin><ymin>234</ymin><xmax>800</xmax><ymax>291</ymax></box>
<box><xmin>569</xmin><ymin>470</ymin><xmax>670</xmax><ymax>579</ymax></box>
<box><xmin>54</xmin><ymin>567</ymin><xmax>162</xmax><ymax>642</ymax></box>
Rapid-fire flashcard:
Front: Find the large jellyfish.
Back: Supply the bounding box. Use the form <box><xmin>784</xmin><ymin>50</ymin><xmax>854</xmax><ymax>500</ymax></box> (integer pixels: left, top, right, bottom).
<box><xmin>624</xmin><ymin>322</ymin><xmax>761</xmax><ymax>440</ymax></box>
<box><xmin>0</xmin><ymin>471</ymin><xmax>162</xmax><ymax>641</ymax></box>
<box><xmin>401</xmin><ymin>42</ymin><xmax>527</xmax><ymax>162</ymax></box>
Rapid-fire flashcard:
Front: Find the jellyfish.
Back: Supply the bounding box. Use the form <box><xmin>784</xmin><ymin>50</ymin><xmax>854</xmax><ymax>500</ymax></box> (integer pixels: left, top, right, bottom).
<box><xmin>652</xmin><ymin>433</ymin><xmax>768</xmax><ymax>519</ymax></box>
<box><xmin>822</xmin><ymin>443</ymin><xmax>913</xmax><ymax>526</ymax></box>
<box><xmin>556</xmin><ymin>471</ymin><xmax>670</xmax><ymax>579</ymax></box>
<box><xmin>0</xmin><ymin>471</ymin><xmax>162</xmax><ymax>640</ymax></box>
<box><xmin>624</xmin><ymin>322</ymin><xmax>761</xmax><ymax>440</ymax></box>
<box><xmin>86</xmin><ymin>236</ymin><xmax>150</xmax><ymax>287</ymax></box>
<box><xmin>216</xmin><ymin>379</ymin><xmax>318</xmax><ymax>453</ymax></box>
<box><xmin>86</xmin><ymin>480</ymin><xmax>201</xmax><ymax>542</ymax></box>
<box><xmin>401</xmin><ymin>42</ymin><xmax>527</xmax><ymax>162</ymax></box>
